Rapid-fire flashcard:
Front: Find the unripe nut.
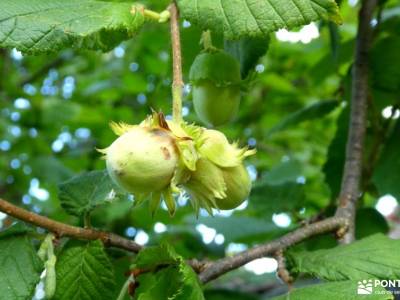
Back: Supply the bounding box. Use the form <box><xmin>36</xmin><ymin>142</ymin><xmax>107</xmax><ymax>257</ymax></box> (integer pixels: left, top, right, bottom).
<box><xmin>106</xmin><ymin>127</ymin><xmax>178</xmax><ymax>194</ymax></box>
<box><xmin>193</xmin><ymin>80</ymin><xmax>240</xmax><ymax>127</ymax></box>
<box><xmin>216</xmin><ymin>164</ymin><xmax>251</xmax><ymax>210</ymax></box>
<box><xmin>189</xmin><ymin>50</ymin><xmax>242</xmax><ymax>127</ymax></box>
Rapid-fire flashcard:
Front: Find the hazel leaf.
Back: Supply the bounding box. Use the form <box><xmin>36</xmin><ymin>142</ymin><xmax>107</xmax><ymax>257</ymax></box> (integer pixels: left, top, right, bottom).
<box><xmin>58</xmin><ymin>170</ymin><xmax>124</xmax><ymax>217</ymax></box>
<box><xmin>177</xmin><ymin>0</ymin><xmax>341</xmax><ymax>40</ymax></box>
<box><xmin>0</xmin><ymin>225</ymin><xmax>43</xmax><ymax>300</ymax></box>
<box><xmin>0</xmin><ymin>0</ymin><xmax>146</xmax><ymax>54</ymax></box>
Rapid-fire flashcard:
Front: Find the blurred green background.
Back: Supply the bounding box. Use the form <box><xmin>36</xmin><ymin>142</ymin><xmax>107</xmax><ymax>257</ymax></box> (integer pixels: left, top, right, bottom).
<box><xmin>1</xmin><ymin>0</ymin><xmax>400</xmax><ymax>299</ymax></box>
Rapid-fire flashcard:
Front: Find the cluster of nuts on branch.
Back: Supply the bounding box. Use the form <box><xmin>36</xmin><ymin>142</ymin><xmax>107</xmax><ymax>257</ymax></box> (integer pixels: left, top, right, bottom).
<box><xmin>101</xmin><ymin>49</ymin><xmax>254</xmax><ymax>215</ymax></box>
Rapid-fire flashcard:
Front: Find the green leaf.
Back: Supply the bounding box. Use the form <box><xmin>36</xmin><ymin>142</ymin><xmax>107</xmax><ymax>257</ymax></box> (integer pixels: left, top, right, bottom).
<box><xmin>328</xmin><ymin>21</ymin><xmax>340</xmax><ymax>61</ymax></box>
<box><xmin>264</xmin><ymin>159</ymin><xmax>303</xmax><ymax>185</ymax></box>
<box><xmin>250</xmin><ymin>159</ymin><xmax>306</xmax><ymax>217</ymax></box>
<box><xmin>224</xmin><ymin>36</ymin><xmax>270</xmax><ymax>78</ymax></box>
<box><xmin>54</xmin><ymin>240</ymin><xmax>115</xmax><ymax>300</ymax></box>
<box><xmin>250</xmin><ymin>181</ymin><xmax>305</xmax><ymax>217</ymax></box>
<box><xmin>355</xmin><ymin>208</ymin><xmax>389</xmax><ymax>239</ymax></box>
<box><xmin>135</xmin><ymin>268</ymin><xmax>182</xmax><ymax>300</ymax></box>
<box><xmin>157</xmin><ymin>227</ymin><xmax>225</xmax><ymax>259</ymax></box>
<box><xmin>0</xmin><ymin>225</ymin><xmax>43</xmax><ymax>300</ymax></box>
<box><xmin>0</xmin><ymin>0</ymin><xmax>145</xmax><ymax>54</ymax></box>
<box><xmin>0</xmin><ymin>222</ymin><xmax>31</xmax><ymax>238</ymax></box>
<box><xmin>372</xmin><ymin>121</ymin><xmax>400</xmax><ymax>200</ymax></box>
<box><xmin>31</xmin><ymin>156</ymin><xmax>74</xmax><ymax>185</ymax></box>
<box><xmin>272</xmin><ymin>281</ymin><xmax>392</xmax><ymax>300</ymax></box>
<box><xmin>288</xmin><ymin>234</ymin><xmax>400</xmax><ymax>281</ymax></box>
<box><xmin>252</xmin><ymin>159</ymin><xmax>304</xmax><ymax>220</ymax></box>
<box><xmin>310</xmin><ymin>38</ymin><xmax>354</xmax><ymax>84</ymax></box>
<box><xmin>134</xmin><ymin>243</ymin><xmax>180</xmax><ymax>269</ymax></box>
<box><xmin>41</xmin><ymin>98</ymin><xmax>81</xmax><ymax>126</ymax></box>
<box><xmin>370</xmin><ymin>36</ymin><xmax>400</xmax><ymax>93</ymax></box>
<box><xmin>177</xmin><ymin>0</ymin><xmax>341</xmax><ymax>40</ymax></box>
<box><xmin>176</xmin><ymin>262</ymin><xmax>205</xmax><ymax>300</ymax></box>
<box><xmin>134</xmin><ymin>243</ymin><xmax>204</xmax><ymax>300</ymax></box>
<box><xmin>58</xmin><ymin>169</ymin><xmax>122</xmax><ymax>217</ymax></box>
<box><xmin>267</xmin><ymin>100</ymin><xmax>338</xmax><ymax>137</ymax></box>
<box><xmin>323</xmin><ymin>105</ymin><xmax>349</xmax><ymax>199</ymax></box>
<box><xmin>196</xmin><ymin>216</ymin><xmax>282</xmax><ymax>243</ymax></box>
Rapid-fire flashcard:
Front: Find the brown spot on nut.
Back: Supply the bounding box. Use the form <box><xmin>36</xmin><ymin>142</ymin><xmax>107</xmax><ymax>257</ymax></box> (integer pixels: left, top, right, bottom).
<box><xmin>161</xmin><ymin>146</ymin><xmax>171</xmax><ymax>160</ymax></box>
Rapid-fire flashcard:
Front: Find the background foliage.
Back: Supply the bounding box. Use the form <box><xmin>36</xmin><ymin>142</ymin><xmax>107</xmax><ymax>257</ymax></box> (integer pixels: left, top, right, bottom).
<box><xmin>0</xmin><ymin>0</ymin><xmax>400</xmax><ymax>299</ymax></box>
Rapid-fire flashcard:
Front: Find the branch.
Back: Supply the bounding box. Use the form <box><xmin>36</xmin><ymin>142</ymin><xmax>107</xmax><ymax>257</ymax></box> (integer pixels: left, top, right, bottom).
<box><xmin>335</xmin><ymin>0</ymin><xmax>377</xmax><ymax>243</ymax></box>
<box><xmin>0</xmin><ymin>199</ymin><xmax>142</xmax><ymax>253</ymax></box>
<box><xmin>169</xmin><ymin>1</ymin><xmax>183</xmax><ymax>123</ymax></box>
<box><xmin>1</xmin><ymin>196</ymin><xmax>346</xmax><ymax>284</ymax></box>
<box><xmin>199</xmin><ymin>217</ymin><xmax>347</xmax><ymax>284</ymax></box>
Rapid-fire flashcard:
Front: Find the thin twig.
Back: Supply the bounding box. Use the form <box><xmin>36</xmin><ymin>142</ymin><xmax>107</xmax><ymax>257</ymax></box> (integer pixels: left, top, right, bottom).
<box><xmin>276</xmin><ymin>249</ymin><xmax>294</xmax><ymax>290</ymax></box>
<box><xmin>335</xmin><ymin>0</ymin><xmax>377</xmax><ymax>243</ymax></box>
<box><xmin>199</xmin><ymin>217</ymin><xmax>347</xmax><ymax>283</ymax></box>
<box><xmin>0</xmin><ymin>199</ymin><xmax>142</xmax><ymax>253</ymax></box>
<box><xmin>169</xmin><ymin>1</ymin><xmax>183</xmax><ymax>123</ymax></box>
